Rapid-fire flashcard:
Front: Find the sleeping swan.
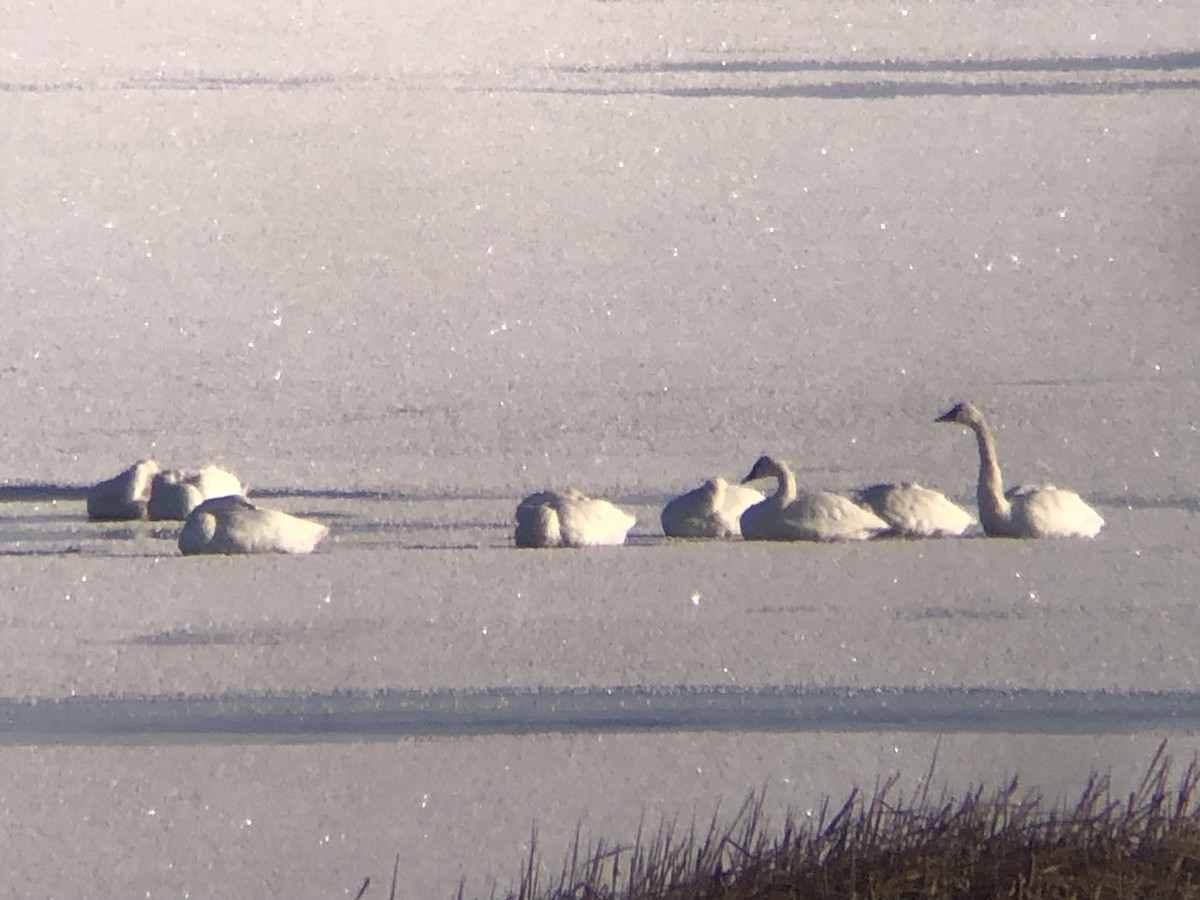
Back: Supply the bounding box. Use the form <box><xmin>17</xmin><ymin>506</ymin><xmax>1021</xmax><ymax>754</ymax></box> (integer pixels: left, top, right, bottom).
<box><xmin>851</xmin><ymin>482</ymin><xmax>974</xmax><ymax>538</ymax></box>
<box><xmin>514</xmin><ymin>489</ymin><xmax>636</xmax><ymax>548</ymax></box>
<box><xmin>739</xmin><ymin>455</ymin><xmax>888</xmax><ymax>542</ymax></box>
<box><xmin>661</xmin><ymin>476</ymin><xmax>764</xmax><ymax>539</ymax></box>
<box><xmin>148</xmin><ymin>465</ymin><xmax>245</xmax><ymax>520</ymax></box>
<box><xmin>935</xmin><ymin>401</ymin><xmax>1104</xmax><ymax>538</ymax></box>
<box><xmin>178</xmin><ymin>495</ymin><xmax>328</xmax><ymax>555</ymax></box>
<box><xmin>86</xmin><ymin>459</ymin><xmax>159</xmax><ymax>520</ymax></box>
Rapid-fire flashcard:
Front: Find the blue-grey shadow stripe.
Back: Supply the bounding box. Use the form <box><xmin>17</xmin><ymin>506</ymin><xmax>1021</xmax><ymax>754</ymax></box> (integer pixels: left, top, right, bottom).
<box><xmin>520</xmin><ymin>78</ymin><xmax>1200</xmax><ymax>101</ymax></box>
<box><xmin>0</xmin><ymin>687</ymin><xmax>1196</xmax><ymax>744</ymax></box>
<box><xmin>572</xmin><ymin>51</ymin><xmax>1200</xmax><ymax>77</ymax></box>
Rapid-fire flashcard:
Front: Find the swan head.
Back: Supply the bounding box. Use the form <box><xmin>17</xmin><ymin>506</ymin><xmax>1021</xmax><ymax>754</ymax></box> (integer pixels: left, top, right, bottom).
<box><xmin>935</xmin><ymin>401</ymin><xmax>985</xmax><ymax>428</ymax></box>
<box><xmin>741</xmin><ymin>455</ymin><xmax>783</xmax><ymax>485</ymax></box>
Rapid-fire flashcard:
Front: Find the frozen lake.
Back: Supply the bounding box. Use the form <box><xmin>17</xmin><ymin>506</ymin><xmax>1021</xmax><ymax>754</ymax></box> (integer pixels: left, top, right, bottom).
<box><xmin>3</xmin><ymin>0</ymin><xmax>1200</xmax><ymax>896</ymax></box>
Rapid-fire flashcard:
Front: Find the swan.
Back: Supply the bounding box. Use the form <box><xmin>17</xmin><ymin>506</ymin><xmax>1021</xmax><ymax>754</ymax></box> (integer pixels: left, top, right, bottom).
<box><xmin>148</xmin><ymin>465</ymin><xmax>246</xmax><ymax>521</ymax></box>
<box><xmin>661</xmin><ymin>476</ymin><xmax>764</xmax><ymax>538</ymax></box>
<box><xmin>514</xmin><ymin>489</ymin><xmax>636</xmax><ymax>548</ymax></box>
<box><xmin>935</xmin><ymin>401</ymin><xmax>1105</xmax><ymax>538</ymax></box>
<box><xmin>851</xmin><ymin>482</ymin><xmax>975</xmax><ymax>538</ymax></box>
<box><xmin>86</xmin><ymin>459</ymin><xmax>159</xmax><ymax>520</ymax></box>
<box><xmin>739</xmin><ymin>455</ymin><xmax>889</xmax><ymax>542</ymax></box>
<box><xmin>178</xmin><ymin>495</ymin><xmax>328</xmax><ymax>555</ymax></box>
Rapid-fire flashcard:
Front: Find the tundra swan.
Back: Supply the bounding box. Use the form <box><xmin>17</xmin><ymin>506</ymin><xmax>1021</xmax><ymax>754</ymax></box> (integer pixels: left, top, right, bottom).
<box><xmin>739</xmin><ymin>455</ymin><xmax>888</xmax><ymax>542</ymax></box>
<box><xmin>148</xmin><ymin>465</ymin><xmax>245</xmax><ymax>520</ymax></box>
<box><xmin>851</xmin><ymin>482</ymin><xmax>975</xmax><ymax>538</ymax></box>
<box><xmin>514</xmin><ymin>489</ymin><xmax>636</xmax><ymax>548</ymax></box>
<box><xmin>935</xmin><ymin>401</ymin><xmax>1104</xmax><ymax>538</ymax></box>
<box><xmin>178</xmin><ymin>495</ymin><xmax>328</xmax><ymax>555</ymax></box>
<box><xmin>661</xmin><ymin>476</ymin><xmax>764</xmax><ymax>539</ymax></box>
<box><xmin>86</xmin><ymin>459</ymin><xmax>159</xmax><ymax>521</ymax></box>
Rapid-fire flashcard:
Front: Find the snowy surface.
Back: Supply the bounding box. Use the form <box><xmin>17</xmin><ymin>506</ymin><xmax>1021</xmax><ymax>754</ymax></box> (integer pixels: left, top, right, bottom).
<box><xmin>3</xmin><ymin>0</ymin><xmax>1200</xmax><ymax>897</ymax></box>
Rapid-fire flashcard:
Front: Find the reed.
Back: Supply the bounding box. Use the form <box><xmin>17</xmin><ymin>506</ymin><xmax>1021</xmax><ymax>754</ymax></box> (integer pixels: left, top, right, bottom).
<box><xmin>488</xmin><ymin>742</ymin><xmax>1200</xmax><ymax>900</ymax></box>
<box><xmin>355</xmin><ymin>742</ymin><xmax>1200</xmax><ymax>899</ymax></box>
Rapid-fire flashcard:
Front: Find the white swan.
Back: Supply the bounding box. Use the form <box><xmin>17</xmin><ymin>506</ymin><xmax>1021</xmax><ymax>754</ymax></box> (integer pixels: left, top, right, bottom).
<box><xmin>178</xmin><ymin>495</ymin><xmax>328</xmax><ymax>555</ymax></box>
<box><xmin>739</xmin><ymin>455</ymin><xmax>889</xmax><ymax>542</ymax></box>
<box><xmin>514</xmin><ymin>489</ymin><xmax>636</xmax><ymax>548</ymax></box>
<box><xmin>661</xmin><ymin>476</ymin><xmax>764</xmax><ymax>539</ymax></box>
<box><xmin>86</xmin><ymin>459</ymin><xmax>159</xmax><ymax>521</ymax></box>
<box><xmin>935</xmin><ymin>401</ymin><xmax>1105</xmax><ymax>538</ymax></box>
<box><xmin>851</xmin><ymin>482</ymin><xmax>975</xmax><ymax>538</ymax></box>
<box><xmin>148</xmin><ymin>465</ymin><xmax>246</xmax><ymax>521</ymax></box>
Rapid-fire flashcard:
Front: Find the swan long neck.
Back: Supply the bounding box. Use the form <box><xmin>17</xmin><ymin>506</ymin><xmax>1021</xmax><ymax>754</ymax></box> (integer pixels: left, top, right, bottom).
<box><xmin>769</xmin><ymin>461</ymin><xmax>797</xmax><ymax>508</ymax></box>
<box><xmin>971</xmin><ymin>418</ymin><xmax>1011</xmax><ymax>530</ymax></box>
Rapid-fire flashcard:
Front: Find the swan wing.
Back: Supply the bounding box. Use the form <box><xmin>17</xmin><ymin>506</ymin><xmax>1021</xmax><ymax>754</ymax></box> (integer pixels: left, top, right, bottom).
<box><xmin>236</xmin><ymin>507</ymin><xmax>328</xmax><ymax>553</ymax></box>
<box><xmin>744</xmin><ymin>491</ymin><xmax>888</xmax><ymax>542</ymax></box>
<box><xmin>793</xmin><ymin>491</ymin><xmax>889</xmax><ymax>541</ymax></box>
<box><xmin>558</xmin><ymin>497</ymin><xmax>636</xmax><ymax>547</ymax></box>
<box><xmin>1012</xmin><ymin>486</ymin><xmax>1105</xmax><ymax>538</ymax></box>
<box><xmin>661</xmin><ymin>484</ymin><xmax>719</xmax><ymax>538</ymax></box>
<box><xmin>721</xmin><ymin>483</ymin><xmax>765</xmax><ymax>519</ymax></box>
<box><xmin>854</xmin><ymin>482</ymin><xmax>974</xmax><ymax>538</ymax></box>
<box><xmin>190</xmin><ymin>465</ymin><xmax>245</xmax><ymax>500</ymax></box>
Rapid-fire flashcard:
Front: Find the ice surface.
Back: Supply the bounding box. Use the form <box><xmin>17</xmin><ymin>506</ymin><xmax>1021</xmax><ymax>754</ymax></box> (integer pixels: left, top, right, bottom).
<box><xmin>3</xmin><ymin>0</ymin><xmax>1200</xmax><ymax>897</ymax></box>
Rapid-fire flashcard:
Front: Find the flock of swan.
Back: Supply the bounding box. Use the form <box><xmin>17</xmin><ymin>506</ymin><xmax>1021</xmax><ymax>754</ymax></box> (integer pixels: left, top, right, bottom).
<box><xmin>80</xmin><ymin>401</ymin><xmax>1104</xmax><ymax>555</ymax></box>
<box><xmin>515</xmin><ymin>402</ymin><xmax>1105</xmax><ymax>548</ymax></box>
<box><xmin>86</xmin><ymin>459</ymin><xmax>329</xmax><ymax>555</ymax></box>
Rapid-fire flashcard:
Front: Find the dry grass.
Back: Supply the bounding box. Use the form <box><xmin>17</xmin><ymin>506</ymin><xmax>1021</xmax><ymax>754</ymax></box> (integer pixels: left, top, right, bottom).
<box><xmin>471</xmin><ymin>742</ymin><xmax>1200</xmax><ymax>900</ymax></box>
<box><xmin>353</xmin><ymin>742</ymin><xmax>1200</xmax><ymax>899</ymax></box>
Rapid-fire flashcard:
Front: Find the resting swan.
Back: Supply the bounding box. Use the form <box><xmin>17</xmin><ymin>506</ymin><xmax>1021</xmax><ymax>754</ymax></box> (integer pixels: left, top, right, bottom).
<box><xmin>739</xmin><ymin>455</ymin><xmax>889</xmax><ymax>542</ymax></box>
<box><xmin>86</xmin><ymin>459</ymin><xmax>159</xmax><ymax>520</ymax></box>
<box><xmin>514</xmin><ymin>489</ymin><xmax>636</xmax><ymax>548</ymax></box>
<box><xmin>935</xmin><ymin>401</ymin><xmax>1104</xmax><ymax>538</ymax></box>
<box><xmin>148</xmin><ymin>465</ymin><xmax>245</xmax><ymax>520</ymax></box>
<box><xmin>661</xmin><ymin>476</ymin><xmax>764</xmax><ymax>539</ymax></box>
<box><xmin>851</xmin><ymin>482</ymin><xmax>975</xmax><ymax>538</ymax></box>
<box><xmin>178</xmin><ymin>495</ymin><xmax>328</xmax><ymax>555</ymax></box>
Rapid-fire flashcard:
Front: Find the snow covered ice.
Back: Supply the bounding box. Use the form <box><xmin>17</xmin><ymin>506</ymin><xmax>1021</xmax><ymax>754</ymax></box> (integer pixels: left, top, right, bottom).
<box><xmin>3</xmin><ymin>0</ymin><xmax>1200</xmax><ymax>896</ymax></box>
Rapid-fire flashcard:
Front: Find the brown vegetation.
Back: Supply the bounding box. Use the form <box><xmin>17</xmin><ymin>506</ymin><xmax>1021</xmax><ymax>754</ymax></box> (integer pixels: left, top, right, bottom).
<box><xmin>353</xmin><ymin>742</ymin><xmax>1200</xmax><ymax>899</ymax></box>
<box><xmin>468</xmin><ymin>742</ymin><xmax>1200</xmax><ymax>900</ymax></box>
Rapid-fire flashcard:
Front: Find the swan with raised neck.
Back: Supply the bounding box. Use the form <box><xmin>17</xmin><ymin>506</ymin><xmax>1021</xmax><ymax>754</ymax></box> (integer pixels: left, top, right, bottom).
<box><xmin>935</xmin><ymin>401</ymin><xmax>1104</xmax><ymax>538</ymax></box>
<box><xmin>739</xmin><ymin>455</ymin><xmax>888</xmax><ymax>542</ymax></box>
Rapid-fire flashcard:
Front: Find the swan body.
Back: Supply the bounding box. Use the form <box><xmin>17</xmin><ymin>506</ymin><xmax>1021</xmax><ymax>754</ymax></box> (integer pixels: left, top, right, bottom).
<box><xmin>739</xmin><ymin>455</ymin><xmax>889</xmax><ymax>542</ymax></box>
<box><xmin>178</xmin><ymin>495</ymin><xmax>328</xmax><ymax>555</ymax></box>
<box><xmin>86</xmin><ymin>459</ymin><xmax>159</xmax><ymax>520</ymax></box>
<box><xmin>936</xmin><ymin>401</ymin><xmax>1104</xmax><ymax>538</ymax></box>
<box><xmin>661</xmin><ymin>476</ymin><xmax>764</xmax><ymax>538</ymax></box>
<box><xmin>515</xmin><ymin>489</ymin><xmax>636</xmax><ymax>548</ymax></box>
<box><xmin>851</xmin><ymin>482</ymin><xmax>975</xmax><ymax>538</ymax></box>
<box><xmin>148</xmin><ymin>465</ymin><xmax>245</xmax><ymax>520</ymax></box>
